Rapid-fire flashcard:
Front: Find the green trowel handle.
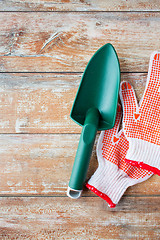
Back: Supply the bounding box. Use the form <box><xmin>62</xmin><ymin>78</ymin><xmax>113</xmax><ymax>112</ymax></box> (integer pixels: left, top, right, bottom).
<box><xmin>67</xmin><ymin>108</ymin><xmax>99</xmax><ymax>199</ymax></box>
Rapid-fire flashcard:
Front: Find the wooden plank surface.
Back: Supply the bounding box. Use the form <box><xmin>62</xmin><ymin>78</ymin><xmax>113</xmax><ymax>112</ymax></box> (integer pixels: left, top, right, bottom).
<box><xmin>0</xmin><ymin>0</ymin><xmax>160</xmax><ymax>12</ymax></box>
<box><xmin>0</xmin><ymin>12</ymin><xmax>160</xmax><ymax>72</ymax></box>
<box><xmin>0</xmin><ymin>133</ymin><xmax>159</xmax><ymax>196</ymax></box>
<box><xmin>0</xmin><ymin>197</ymin><xmax>159</xmax><ymax>239</ymax></box>
<box><xmin>0</xmin><ymin>73</ymin><xmax>148</xmax><ymax>133</ymax></box>
<box><xmin>0</xmin><ymin>73</ymin><xmax>79</xmax><ymax>133</ymax></box>
<box><xmin>0</xmin><ymin>3</ymin><xmax>160</xmax><ymax>239</ymax></box>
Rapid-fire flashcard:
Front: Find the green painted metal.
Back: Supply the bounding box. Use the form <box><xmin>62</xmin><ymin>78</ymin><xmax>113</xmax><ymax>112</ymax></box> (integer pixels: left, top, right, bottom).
<box><xmin>67</xmin><ymin>43</ymin><xmax>120</xmax><ymax>198</ymax></box>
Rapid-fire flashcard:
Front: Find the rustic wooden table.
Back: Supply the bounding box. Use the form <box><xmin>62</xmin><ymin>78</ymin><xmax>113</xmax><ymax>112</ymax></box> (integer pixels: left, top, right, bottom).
<box><xmin>0</xmin><ymin>1</ymin><xmax>160</xmax><ymax>239</ymax></box>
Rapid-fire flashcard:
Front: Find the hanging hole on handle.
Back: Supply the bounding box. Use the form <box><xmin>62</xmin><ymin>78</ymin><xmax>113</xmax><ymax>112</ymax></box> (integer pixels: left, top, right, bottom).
<box><xmin>67</xmin><ymin>186</ymin><xmax>82</xmax><ymax>199</ymax></box>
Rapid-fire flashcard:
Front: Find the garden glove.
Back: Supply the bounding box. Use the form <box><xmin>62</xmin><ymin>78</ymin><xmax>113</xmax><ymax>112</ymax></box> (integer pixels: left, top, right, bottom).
<box><xmin>120</xmin><ymin>52</ymin><xmax>160</xmax><ymax>175</ymax></box>
<box><xmin>86</xmin><ymin>105</ymin><xmax>153</xmax><ymax>207</ymax></box>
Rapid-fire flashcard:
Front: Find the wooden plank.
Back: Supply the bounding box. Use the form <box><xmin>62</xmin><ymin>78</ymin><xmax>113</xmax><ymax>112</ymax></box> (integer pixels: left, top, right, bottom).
<box><xmin>0</xmin><ymin>133</ymin><xmax>159</xmax><ymax>196</ymax></box>
<box><xmin>0</xmin><ymin>197</ymin><xmax>159</xmax><ymax>239</ymax></box>
<box><xmin>0</xmin><ymin>72</ymin><xmax>147</xmax><ymax>133</ymax></box>
<box><xmin>0</xmin><ymin>0</ymin><xmax>160</xmax><ymax>12</ymax></box>
<box><xmin>0</xmin><ymin>12</ymin><xmax>160</xmax><ymax>72</ymax></box>
<box><xmin>0</xmin><ymin>73</ymin><xmax>80</xmax><ymax>134</ymax></box>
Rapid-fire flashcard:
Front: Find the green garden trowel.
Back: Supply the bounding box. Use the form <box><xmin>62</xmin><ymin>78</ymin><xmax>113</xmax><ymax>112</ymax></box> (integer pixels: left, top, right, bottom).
<box><xmin>67</xmin><ymin>43</ymin><xmax>120</xmax><ymax>199</ymax></box>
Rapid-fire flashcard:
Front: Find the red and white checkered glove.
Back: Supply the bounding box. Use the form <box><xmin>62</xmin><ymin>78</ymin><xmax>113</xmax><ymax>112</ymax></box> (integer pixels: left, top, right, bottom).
<box><xmin>86</xmin><ymin>105</ymin><xmax>153</xmax><ymax>208</ymax></box>
<box><xmin>120</xmin><ymin>52</ymin><xmax>160</xmax><ymax>175</ymax></box>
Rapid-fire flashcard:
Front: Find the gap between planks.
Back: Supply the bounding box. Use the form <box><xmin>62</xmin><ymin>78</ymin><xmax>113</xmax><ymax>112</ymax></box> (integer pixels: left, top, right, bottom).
<box><xmin>1</xmin><ymin>11</ymin><xmax>160</xmax><ymax>13</ymax></box>
<box><xmin>0</xmin><ymin>194</ymin><xmax>159</xmax><ymax>197</ymax></box>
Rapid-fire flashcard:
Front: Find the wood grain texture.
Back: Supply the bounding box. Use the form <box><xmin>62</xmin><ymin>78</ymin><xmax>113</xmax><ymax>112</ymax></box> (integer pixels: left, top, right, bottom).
<box><xmin>0</xmin><ymin>5</ymin><xmax>159</xmax><ymax>238</ymax></box>
<box><xmin>0</xmin><ymin>197</ymin><xmax>159</xmax><ymax>239</ymax></box>
<box><xmin>0</xmin><ymin>12</ymin><xmax>160</xmax><ymax>72</ymax></box>
<box><xmin>0</xmin><ymin>73</ymin><xmax>79</xmax><ymax>134</ymax></box>
<box><xmin>0</xmin><ymin>73</ymin><xmax>147</xmax><ymax>133</ymax></box>
<box><xmin>0</xmin><ymin>0</ymin><xmax>160</xmax><ymax>11</ymax></box>
<box><xmin>0</xmin><ymin>133</ymin><xmax>159</xmax><ymax>196</ymax></box>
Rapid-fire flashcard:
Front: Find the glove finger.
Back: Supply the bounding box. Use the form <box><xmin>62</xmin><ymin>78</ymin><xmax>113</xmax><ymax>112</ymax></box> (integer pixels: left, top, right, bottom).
<box><xmin>97</xmin><ymin>104</ymin><xmax>122</xmax><ymax>162</ymax></box>
<box><xmin>102</xmin><ymin>104</ymin><xmax>122</xmax><ymax>146</ymax></box>
<box><xmin>153</xmin><ymin>52</ymin><xmax>160</xmax><ymax>60</ymax></box>
<box><xmin>114</xmin><ymin>104</ymin><xmax>122</xmax><ymax>132</ymax></box>
<box><xmin>119</xmin><ymin>81</ymin><xmax>139</xmax><ymax>121</ymax></box>
<box><xmin>109</xmin><ymin>103</ymin><xmax>122</xmax><ymax>135</ymax></box>
<box><xmin>140</xmin><ymin>52</ymin><xmax>160</xmax><ymax>106</ymax></box>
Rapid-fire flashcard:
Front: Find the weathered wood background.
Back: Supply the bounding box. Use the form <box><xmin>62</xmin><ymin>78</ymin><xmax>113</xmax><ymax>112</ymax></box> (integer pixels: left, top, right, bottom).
<box><xmin>0</xmin><ymin>1</ymin><xmax>160</xmax><ymax>239</ymax></box>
